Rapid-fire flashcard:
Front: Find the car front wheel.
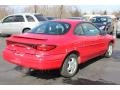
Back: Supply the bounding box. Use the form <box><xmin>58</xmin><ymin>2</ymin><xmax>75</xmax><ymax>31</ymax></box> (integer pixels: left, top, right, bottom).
<box><xmin>105</xmin><ymin>43</ymin><xmax>113</xmax><ymax>58</ymax></box>
<box><xmin>60</xmin><ymin>54</ymin><xmax>78</xmax><ymax>77</ymax></box>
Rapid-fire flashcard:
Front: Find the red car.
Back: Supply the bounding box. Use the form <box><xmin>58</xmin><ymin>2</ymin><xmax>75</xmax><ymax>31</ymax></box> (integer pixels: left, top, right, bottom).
<box><xmin>3</xmin><ymin>19</ymin><xmax>115</xmax><ymax>77</ymax></box>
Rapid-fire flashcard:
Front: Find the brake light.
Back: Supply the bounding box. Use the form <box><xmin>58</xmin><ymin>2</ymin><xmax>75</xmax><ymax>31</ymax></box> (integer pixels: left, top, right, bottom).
<box><xmin>36</xmin><ymin>44</ymin><xmax>56</xmax><ymax>51</ymax></box>
<box><xmin>6</xmin><ymin>40</ymin><xmax>14</xmax><ymax>45</ymax></box>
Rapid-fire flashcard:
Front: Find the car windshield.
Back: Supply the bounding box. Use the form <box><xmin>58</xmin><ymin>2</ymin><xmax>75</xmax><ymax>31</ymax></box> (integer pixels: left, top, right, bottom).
<box><xmin>28</xmin><ymin>21</ymin><xmax>70</xmax><ymax>35</ymax></box>
<box><xmin>91</xmin><ymin>17</ymin><xmax>107</xmax><ymax>23</ymax></box>
<box><xmin>34</xmin><ymin>15</ymin><xmax>48</xmax><ymax>21</ymax></box>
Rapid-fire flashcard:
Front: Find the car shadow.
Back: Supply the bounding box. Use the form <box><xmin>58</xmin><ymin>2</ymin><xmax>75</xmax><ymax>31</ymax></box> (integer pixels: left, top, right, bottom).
<box><xmin>14</xmin><ymin>65</ymin><xmax>61</xmax><ymax>80</ymax></box>
<box><xmin>111</xmin><ymin>50</ymin><xmax>120</xmax><ymax>61</ymax></box>
<box><xmin>63</xmin><ymin>78</ymin><xmax>116</xmax><ymax>85</ymax></box>
<box><xmin>27</xmin><ymin>69</ymin><xmax>61</xmax><ymax>80</ymax></box>
<box><xmin>78</xmin><ymin>49</ymin><xmax>120</xmax><ymax>70</ymax></box>
<box><xmin>19</xmin><ymin>56</ymin><xmax>104</xmax><ymax>80</ymax></box>
<box><xmin>16</xmin><ymin>49</ymin><xmax>120</xmax><ymax>80</ymax></box>
<box><xmin>78</xmin><ymin>56</ymin><xmax>104</xmax><ymax>70</ymax></box>
<box><xmin>13</xmin><ymin>50</ymin><xmax>120</xmax><ymax>80</ymax></box>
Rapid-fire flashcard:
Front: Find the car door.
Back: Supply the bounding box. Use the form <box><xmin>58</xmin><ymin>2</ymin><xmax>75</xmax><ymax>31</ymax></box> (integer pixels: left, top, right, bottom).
<box><xmin>73</xmin><ymin>23</ymin><xmax>97</xmax><ymax>62</ymax></box>
<box><xmin>0</xmin><ymin>15</ymin><xmax>15</xmax><ymax>35</ymax></box>
<box><xmin>0</xmin><ymin>15</ymin><xmax>25</xmax><ymax>35</ymax></box>
<box><xmin>81</xmin><ymin>23</ymin><xmax>106</xmax><ymax>59</ymax></box>
<box><xmin>25</xmin><ymin>15</ymin><xmax>39</xmax><ymax>29</ymax></box>
<box><xmin>9</xmin><ymin>15</ymin><xmax>25</xmax><ymax>34</ymax></box>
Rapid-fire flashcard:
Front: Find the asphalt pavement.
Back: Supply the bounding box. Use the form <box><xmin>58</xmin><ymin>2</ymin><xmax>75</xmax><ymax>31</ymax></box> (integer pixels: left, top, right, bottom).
<box><xmin>0</xmin><ymin>37</ymin><xmax>120</xmax><ymax>85</ymax></box>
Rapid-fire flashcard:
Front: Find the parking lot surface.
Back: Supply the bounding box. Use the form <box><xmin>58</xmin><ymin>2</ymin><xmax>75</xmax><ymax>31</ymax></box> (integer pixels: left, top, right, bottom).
<box><xmin>0</xmin><ymin>37</ymin><xmax>120</xmax><ymax>85</ymax></box>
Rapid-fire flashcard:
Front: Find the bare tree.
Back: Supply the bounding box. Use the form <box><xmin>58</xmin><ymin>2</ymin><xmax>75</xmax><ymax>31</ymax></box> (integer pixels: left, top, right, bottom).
<box><xmin>112</xmin><ymin>11</ymin><xmax>120</xmax><ymax>17</ymax></box>
<box><xmin>0</xmin><ymin>5</ymin><xmax>13</xmax><ymax>19</ymax></box>
<box><xmin>24</xmin><ymin>5</ymin><xmax>48</xmax><ymax>15</ymax></box>
<box><xmin>69</xmin><ymin>7</ymin><xmax>82</xmax><ymax>17</ymax></box>
<box><xmin>103</xmin><ymin>10</ymin><xmax>107</xmax><ymax>15</ymax></box>
<box><xmin>23</xmin><ymin>5</ymin><xmax>82</xmax><ymax>18</ymax></box>
<box><xmin>83</xmin><ymin>12</ymin><xmax>87</xmax><ymax>15</ymax></box>
<box><xmin>59</xmin><ymin>5</ymin><xmax>63</xmax><ymax>19</ymax></box>
<box><xmin>34</xmin><ymin>5</ymin><xmax>38</xmax><ymax>13</ymax></box>
<box><xmin>92</xmin><ymin>11</ymin><xmax>95</xmax><ymax>15</ymax></box>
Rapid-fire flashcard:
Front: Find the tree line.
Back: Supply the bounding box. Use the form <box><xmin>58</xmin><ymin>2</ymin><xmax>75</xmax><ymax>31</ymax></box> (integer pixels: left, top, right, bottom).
<box><xmin>0</xmin><ymin>5</ymin><xmax>120</xmax><ymax>19</ymax></box>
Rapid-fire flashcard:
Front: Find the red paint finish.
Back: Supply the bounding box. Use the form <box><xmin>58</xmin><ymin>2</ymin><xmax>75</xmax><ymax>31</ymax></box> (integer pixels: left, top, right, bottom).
<box><xmin>3</xmin><ymin>19</ymin><xmax>115</xmax><ymax>70</ymax></box>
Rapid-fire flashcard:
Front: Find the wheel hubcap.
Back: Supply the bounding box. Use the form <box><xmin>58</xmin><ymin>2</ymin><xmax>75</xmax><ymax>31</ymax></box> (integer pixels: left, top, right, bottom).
<box><xmin>108</xmin><ymin>45</ymin><xmax>113</xmax><ymax>56</ymax></box>
<box><xmin>67</xmin><ymin>57</ymin><xmax>77</xmax><ymax>74</ymax></box>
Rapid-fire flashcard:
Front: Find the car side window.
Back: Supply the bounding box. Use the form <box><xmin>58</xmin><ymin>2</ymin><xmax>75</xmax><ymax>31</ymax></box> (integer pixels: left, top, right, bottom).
<box><xmin>14</xmin><ymin>15</ymin><xmax>24</xmax><ymax>22</ymax></box>
<box><xmin>26</xmin><ymin>15</ymin><xmax>35</xmax><ymax>22</ymax></box>
<box><xmin>74</xmin><ymin>24</ymin><xmax>84</xmax><ymax>35</ymax></box>
<box><xmin>2</xmin><ymin>16</ymin><xmax>15</xmax><ymax>23</ymax></box>
<box><xmin>81</xmin><ymin>23</ymin><xmax>100</xmax><ymax>36</ymax></box>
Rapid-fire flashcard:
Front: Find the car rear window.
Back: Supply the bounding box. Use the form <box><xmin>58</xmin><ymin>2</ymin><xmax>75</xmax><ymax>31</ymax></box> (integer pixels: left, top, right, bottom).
<box><xmin>28</xmin><ymin>21</ymin><xmax>70</xmax><ymax>35</ymax></box>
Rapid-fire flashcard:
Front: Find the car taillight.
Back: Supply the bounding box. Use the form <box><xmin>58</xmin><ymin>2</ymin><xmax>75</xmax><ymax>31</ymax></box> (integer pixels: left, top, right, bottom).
<box><xmin>36</xmin><ymin>44</ymin><xmax>56</xmax><ymax>51</ymax></box>
<box><xmin>6</xmin><ymin>40</ymin><xmax>14</xmax><ymax>45</ymax></box>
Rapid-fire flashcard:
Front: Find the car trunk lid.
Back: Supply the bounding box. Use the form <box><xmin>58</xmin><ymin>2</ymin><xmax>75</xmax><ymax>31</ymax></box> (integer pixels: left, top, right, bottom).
<box><xmin>6</xmin><ymin>33</ymin><xmax>62</xmax><ymax>54</ymax></box>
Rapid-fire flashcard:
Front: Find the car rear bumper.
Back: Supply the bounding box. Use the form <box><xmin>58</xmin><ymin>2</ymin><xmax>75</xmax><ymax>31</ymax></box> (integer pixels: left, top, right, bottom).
<box><xmin>3</xmin><ymin>49</ymin><xmax>66</xmax><ymax>70</ymax></box>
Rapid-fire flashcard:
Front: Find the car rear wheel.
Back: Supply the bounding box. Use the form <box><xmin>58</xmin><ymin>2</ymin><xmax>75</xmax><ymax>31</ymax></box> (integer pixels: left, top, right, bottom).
<box><xmin>23</xmin><ymin>28</ymin><xmax>31</xmax><ymax>33</ymax></box>
<box><xmin>60</xmin><ymin>54</ymin><xmax>78</xmax><ymax>77</ymax></box>
<box><xmin>105</xmin><ymin>43</ymin><xmax>113</xmax><ymax>58</ymax></box>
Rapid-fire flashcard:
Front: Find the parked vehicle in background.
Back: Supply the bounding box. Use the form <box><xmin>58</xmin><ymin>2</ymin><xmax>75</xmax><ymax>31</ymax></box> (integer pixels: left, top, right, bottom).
<box><xmin>116</xmin><ymin>17</ymin><xmax>120</xmax><ymax>37</ymax></box>
<box><xmin>3</xmin><ymin>19</ymin><xmax>115</xmax><ymax>77</ymax></box>
<box><xmin>46</xmin><ymin>16</ymin><xmax>57</xmax><ymax>20</ymax></box>
<box><xmin>0</xmin><ymin>13</ymin><xmax>48</xmax><ymax>36</ymax></box>
<box><xmin>83</xmin><ymin>14</ymin><xmax>101</xmax><ymax>21</ymax></box>
<box><xmin>90</xmin><ymin>16</ymin><xmax>114</xmax><ymax>34</ymax></box>
<box><xmin>68</xmin><ymin>17</ymin><xmax>87</xmax><ymax>21</ymax></box>
<box><xmin>102</xmin><ymin>15</ymin><xmax>116</xmax><ymax>20</ymax></box>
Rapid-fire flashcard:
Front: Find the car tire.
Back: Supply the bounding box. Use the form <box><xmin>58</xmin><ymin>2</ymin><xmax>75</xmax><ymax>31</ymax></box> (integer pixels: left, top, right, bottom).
<box><xmin>105</xmin><ymin>43</ymin><xmax>113</xmax><ymax>58</ymax></box>
<box><xmin>23</xmin><ymin>28</ymin><xmax>31</xmax><ymax>33</ymax></box>
<box><xmin>116</xmin><ymin>31</ymin><xmax>120</xmax><ymax>38</ymax></box>
<box><xmin>60</xmin><ymin>54</ymin><xmax>78</xmax><ymax>77</ymax></box>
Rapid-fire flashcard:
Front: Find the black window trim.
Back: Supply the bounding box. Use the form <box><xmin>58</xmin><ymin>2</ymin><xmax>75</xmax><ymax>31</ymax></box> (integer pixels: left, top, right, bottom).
<box><xmin>28</xmin><ymin>21</ymin><xmax>71</xmax><ymax>35</ymax></box>
<box><xmin>26</xmin><ymin>15</ymin><xmax>35</xmax><ymax>22</ymax></box>
<box><xmin>2</xmin><ymin>15</ymin><xmax>25</xmax><ymax>23</ymax></box>
<box><xmin>73</xmin><ymin>23</ymin><xmax>85</xmax><ymax>36</ymax></box>
<box><xmin>14</xmin><ymin>15</ymin><xmax>25</xmax><ymax>22</ymax></box>
<box><xmin>2</xmin><ymin>16</ymin><xmax>15</xmax><ymax>23</ymax></box>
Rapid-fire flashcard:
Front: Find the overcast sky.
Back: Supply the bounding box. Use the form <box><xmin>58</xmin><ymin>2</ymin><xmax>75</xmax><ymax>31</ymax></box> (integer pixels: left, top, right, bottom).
<box><xmin>77</xmin><ymin>5</ymin><xmax>120</xmax><ymax>13</ymax></box>
<box><xmin>10</xmin><ymin>5</ymin><xmax>120</xmax><ymax>13</ymax></box>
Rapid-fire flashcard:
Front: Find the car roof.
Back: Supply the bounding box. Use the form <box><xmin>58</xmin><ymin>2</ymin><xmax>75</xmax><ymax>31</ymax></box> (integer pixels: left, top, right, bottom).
<box><xmin>53</xmin><ymin>19</ymin><xmax>85</xmax><ymax>24</ymax></box>
<box><xmin>69</xmin><ymin>17</ymin><xmax>83</xmax><ymax>18</ymax></box>
<box><xmin>6</xmin><ymin>13</ymin><xmax>43</xmax><ymax>16</ymax></box>
<box><xmin>92</xmin><ymin>16</ymin><xmax>111</xmax><ymax>18</ymax></box>
<box><xmin>46</xmin><ymin>16</ymin><xmax>56</xmax><ymax>18</ymax></box>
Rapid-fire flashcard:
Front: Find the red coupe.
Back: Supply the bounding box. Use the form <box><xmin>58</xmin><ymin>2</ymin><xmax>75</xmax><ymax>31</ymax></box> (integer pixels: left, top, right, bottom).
<box><xmin>3</xmin><ymin>19</ymin><xmax>115</xmax><ymax>77</ymax></box>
